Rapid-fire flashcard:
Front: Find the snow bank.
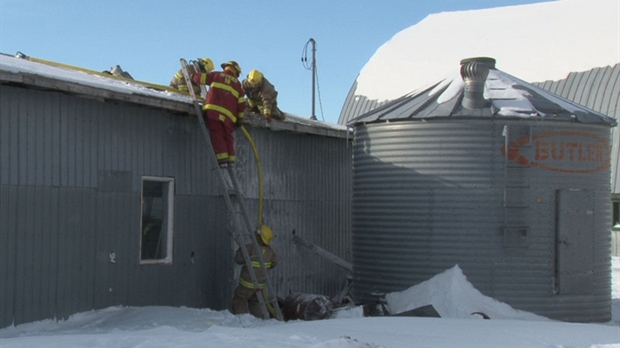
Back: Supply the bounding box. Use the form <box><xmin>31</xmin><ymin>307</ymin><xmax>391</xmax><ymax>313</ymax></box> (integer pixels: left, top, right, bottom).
<box><xmin>355</xmin><ymin>0</ymin><xmax>620</xmax><ymax>102</ymax></box>
<box><xmin>385</xmin><ymin>265</ymin><xmax>548</xmax><ymax>320</ymax></box>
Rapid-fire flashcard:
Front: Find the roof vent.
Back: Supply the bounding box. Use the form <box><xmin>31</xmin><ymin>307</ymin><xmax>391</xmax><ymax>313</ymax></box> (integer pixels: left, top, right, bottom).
<box><xmin>459</xmin><ymin>57</ymin><xmax>496</xmax><ymax>109</ymax></box>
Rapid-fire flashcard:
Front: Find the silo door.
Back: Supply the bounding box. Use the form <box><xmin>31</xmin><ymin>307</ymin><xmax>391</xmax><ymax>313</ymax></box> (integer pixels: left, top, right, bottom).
<box><xmin>555</xmin><ymin>189</ymin><xmax>594</xmax><ymax>295</ymax></box>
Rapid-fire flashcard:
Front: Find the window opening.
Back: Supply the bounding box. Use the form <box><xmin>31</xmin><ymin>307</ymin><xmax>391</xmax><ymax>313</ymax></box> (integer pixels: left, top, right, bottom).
<box><xmin>140</xmin><ymin>177</ymin><xmax>174</xmax><ymax>264</ymax></box>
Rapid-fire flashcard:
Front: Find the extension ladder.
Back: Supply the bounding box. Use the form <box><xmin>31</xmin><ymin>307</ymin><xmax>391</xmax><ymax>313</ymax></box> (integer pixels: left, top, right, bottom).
<box><xmin>179</xmin><ymin>59</ymin><xmax>283</xmax><ymax>321</ymax></box>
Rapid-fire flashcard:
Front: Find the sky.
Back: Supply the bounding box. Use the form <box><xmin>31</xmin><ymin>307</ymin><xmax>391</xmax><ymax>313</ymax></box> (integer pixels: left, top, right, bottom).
<box><xmin>1</xmin><ymin>259</ymin><xmax>618</xmax><ymax>348</ymax></box>
<box><xmin>0</xmin><ymin>0</ymin><xmax>557</xmax><ymax>124</ymax></box>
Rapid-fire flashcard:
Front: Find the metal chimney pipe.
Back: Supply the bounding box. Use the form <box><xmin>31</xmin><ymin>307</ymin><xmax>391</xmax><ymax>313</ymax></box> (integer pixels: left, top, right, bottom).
<box><xmin>459</xmin><ymin>57</ymin><xmax>496</xmax><ymax>109</ymax></box>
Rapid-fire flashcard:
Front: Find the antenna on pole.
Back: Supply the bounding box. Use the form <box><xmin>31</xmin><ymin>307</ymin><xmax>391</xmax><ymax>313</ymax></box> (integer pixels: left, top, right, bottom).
<box><xmin>309</xmin><ymin>38</ymin><xmax>317</xmax><ymax>120</ymax></box>
<box><xmin>302</xmin><ymin>38</ymin><xmax>318</xmax><ymax>120</ymax></box>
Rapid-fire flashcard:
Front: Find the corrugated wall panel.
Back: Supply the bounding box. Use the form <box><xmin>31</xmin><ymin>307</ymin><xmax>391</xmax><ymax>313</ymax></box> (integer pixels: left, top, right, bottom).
<box><xmin>0</xmin><ymin>84</ymin><xmax>352</xmax><ymax>327</ymax></box>
<box><xmin>588</xmin><ymin>67</ymin><xmax>608</xmax><ymax>112</ymax></box>
<box><xmin>233</xmin><ymin>128</ymin><xmax>353</xmax><ymax>298</ymax></box>
<box><xmin>0</xmin><ymin>186</ymin><xmax>17</xmax><ymax>326</ymax></box>
<box><xmin>352</xmin><ymin>120</ymin><xmax>613</xmax><ymax>322</ymax></box>
<box><xmin>0</xmin><ymin>86</ymin><xmax>225</xmax><ymax>326</ymax></box>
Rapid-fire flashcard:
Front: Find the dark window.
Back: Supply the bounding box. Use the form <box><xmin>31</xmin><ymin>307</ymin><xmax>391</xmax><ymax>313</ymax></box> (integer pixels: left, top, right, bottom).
<box><xmin>140</xmin><ymin>177</ymin><xmax>174</xmax><ymax>263</ymax></box>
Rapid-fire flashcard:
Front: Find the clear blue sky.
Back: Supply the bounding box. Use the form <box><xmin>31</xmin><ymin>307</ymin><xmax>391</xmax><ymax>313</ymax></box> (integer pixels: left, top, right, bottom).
<box><xmin>0</xmin><ymin>0</ymin><xmax>551</xmax><ymax>124</ymax></box>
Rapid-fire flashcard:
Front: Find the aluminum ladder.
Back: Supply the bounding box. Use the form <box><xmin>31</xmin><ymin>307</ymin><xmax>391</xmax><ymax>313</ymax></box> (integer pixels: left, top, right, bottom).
<box><xmin>179</xmin><ymin>58</ymin><xmax>283</xmax><ymax>320</ymax></box>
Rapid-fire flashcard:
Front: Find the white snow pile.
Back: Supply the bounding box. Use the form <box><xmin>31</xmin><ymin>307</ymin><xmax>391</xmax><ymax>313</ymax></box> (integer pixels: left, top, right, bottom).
<box><xmin>354</xmin><ymin>0</ymin><xmax>620</xmax><ymax>102</ymax></box>
<box><xmin>385</xmin><ymin>265</ymin><xmax>548</xmax><ymax>320</ymax></box>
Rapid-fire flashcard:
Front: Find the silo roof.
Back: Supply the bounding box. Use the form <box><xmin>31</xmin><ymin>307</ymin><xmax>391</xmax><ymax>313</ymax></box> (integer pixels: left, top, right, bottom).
<box><xmin>340</xmin><ymin>0</ymin><xmax>619</xmax><ymax>125</ymax></box>
<box><xmin>349</xmin><ymin>58</ymin><xmax>618</xmax><ymax>127</ymax></box>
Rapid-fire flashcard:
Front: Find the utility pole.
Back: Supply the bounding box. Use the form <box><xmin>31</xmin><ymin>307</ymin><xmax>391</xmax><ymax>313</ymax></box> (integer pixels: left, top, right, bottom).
<box><xmin>309</xmin><ymin>38</ymin><xmax>317</xmax><ymax>120</ymax></box>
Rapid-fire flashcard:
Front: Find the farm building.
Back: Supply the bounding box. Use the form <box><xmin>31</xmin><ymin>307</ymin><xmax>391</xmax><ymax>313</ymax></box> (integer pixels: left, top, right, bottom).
<box><xmin>0</xmin><ymin>53</ymin><xmax>353</xmax><ymax>328</ymax></box>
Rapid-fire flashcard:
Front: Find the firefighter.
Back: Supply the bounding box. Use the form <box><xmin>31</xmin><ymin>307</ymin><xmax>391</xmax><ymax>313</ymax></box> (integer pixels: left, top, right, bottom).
<box><xmin>192</xmin><ymin>60</ymin><xmax>245</xmax><ymax>167</ymax></box>
<box><xmin>242</xmin><ymin>69</ymin><xmax>285</xmax><ymax>122</ymax></box>
<box><xmin>170</xmin><ymin>57</ymin><xmax>214</xmax><ymax>95</ymax></box>
<box><xmin>231</xmin><ymin>225</ymin><xmax>278</xmax><ymax>318</ymax></box>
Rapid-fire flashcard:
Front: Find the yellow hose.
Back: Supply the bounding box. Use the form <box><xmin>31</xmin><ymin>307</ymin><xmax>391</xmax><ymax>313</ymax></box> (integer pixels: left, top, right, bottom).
<box><xmin>240</xmin><ymin>125</ymin><xmax>264</xmax><ymax>228</ymax></box>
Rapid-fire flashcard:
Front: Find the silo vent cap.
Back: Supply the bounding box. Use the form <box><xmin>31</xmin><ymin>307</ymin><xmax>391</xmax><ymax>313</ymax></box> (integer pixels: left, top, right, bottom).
<box><xmin>459</xmin><ymin>57</ymin><xmax>496</xmax><ymax>109</ymax></box>
<box><xmin>459</xmin><ymin>57</ymin><xmax>496</xmax><ymax>68</ymax></box>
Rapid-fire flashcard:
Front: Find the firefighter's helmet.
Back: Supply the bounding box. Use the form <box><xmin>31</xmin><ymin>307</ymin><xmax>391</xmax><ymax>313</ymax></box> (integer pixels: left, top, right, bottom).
<box><xmin>248</xmin><ymin>69</ymin><xmax>263</xmax><ymax>85</ymax></box>
<box><xmin>258</xmin><ymin>224</ymin><xmax>274</xmax><ymax>245</ymax></box>
<box><xmin>198</xmin><ymin>57</ymin><xmax>214</xmax><ymax>72</ymax></box>
<box><xmin>221</xmin><ymin>60</ymin><xmax>242</xmax><ymax>76</ymax></box>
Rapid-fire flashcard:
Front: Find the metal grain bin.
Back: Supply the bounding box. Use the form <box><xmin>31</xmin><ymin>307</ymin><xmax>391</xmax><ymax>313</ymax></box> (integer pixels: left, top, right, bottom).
<box><xmin>350</xmin><ymin>58</ymin><xmax>617</xmax><ymax>322</ymax></box>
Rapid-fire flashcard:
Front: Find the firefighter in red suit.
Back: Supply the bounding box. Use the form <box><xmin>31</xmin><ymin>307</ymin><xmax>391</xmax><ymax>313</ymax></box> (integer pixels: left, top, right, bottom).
<box><xmin>192</xmin><ymin>61</ymin><xmax>245</xmax><ymax>167</ymax></box>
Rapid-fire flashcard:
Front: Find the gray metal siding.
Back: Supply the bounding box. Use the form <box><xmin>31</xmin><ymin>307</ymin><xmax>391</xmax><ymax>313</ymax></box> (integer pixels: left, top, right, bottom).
<box><xmin>0</xmin><ymin>86</ymin><xmax>213</xmax><ymax>325</ymax></box>
<box><xmin>235</xmin><ymin>129</ymin><xmax>352</xmax><ymax>297</ymax></box>
<box><xmin>351</xmin><ymin>120</ymin><xmax>612</xmax><ymax>322</ymax></box>
<box><xmin>0</xmin><ymin>84</ymin><xmax>352</xmax><ymax>327</ymax></box>
<box><xmin>533</xmin><ymin>63</ymin><xmax>620</xmax><ymax>194</ymax></box>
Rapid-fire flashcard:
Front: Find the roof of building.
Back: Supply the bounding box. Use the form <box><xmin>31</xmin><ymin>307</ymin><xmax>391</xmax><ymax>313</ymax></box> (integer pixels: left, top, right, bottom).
<box><xmin>0</xmin><ymin>53</ymin><xmax>349</xmax><ymax>139</ymax></box>
<box><xmin>532</xmin><ymin>63</ymin><xmax>620</xmax><ymax>194</ymax></box>
<box><xmin>532</xmin><ymin>63</ymin><xmax>620</xmax><ymax>121</ymax></box>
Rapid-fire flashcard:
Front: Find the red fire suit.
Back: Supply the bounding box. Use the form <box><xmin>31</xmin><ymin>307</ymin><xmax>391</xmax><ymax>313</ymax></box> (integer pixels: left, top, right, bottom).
<box><xmin>192</xmin><ymin>69</ymin><xmax>245</xmax><ymax>165</ymax></box>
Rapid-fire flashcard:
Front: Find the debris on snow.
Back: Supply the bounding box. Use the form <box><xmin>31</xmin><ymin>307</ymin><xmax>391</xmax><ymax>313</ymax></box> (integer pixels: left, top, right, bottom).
<box><xmin>283</xmin><ymin>293</ymin><xmax>336</xmax><ymax>321</ymax></box>
<box><xmin>384</xmin><ymin>265</ymin><xmax>548</xmax><ymax>320</ymax></box>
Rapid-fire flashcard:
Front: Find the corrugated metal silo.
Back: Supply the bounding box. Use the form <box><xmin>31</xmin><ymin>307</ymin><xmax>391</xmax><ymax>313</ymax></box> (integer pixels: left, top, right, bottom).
<box><xmin>350</xmin><ymin>57</ymin><xmax>617</xmax><ymax>322</ymax></box>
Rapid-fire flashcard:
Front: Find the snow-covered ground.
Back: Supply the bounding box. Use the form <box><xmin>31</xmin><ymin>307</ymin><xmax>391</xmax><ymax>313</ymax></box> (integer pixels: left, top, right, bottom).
<box><xmin>2</xmin><ymin>258</ymin><xmax>619</xmax><ymax>348</ymax></box>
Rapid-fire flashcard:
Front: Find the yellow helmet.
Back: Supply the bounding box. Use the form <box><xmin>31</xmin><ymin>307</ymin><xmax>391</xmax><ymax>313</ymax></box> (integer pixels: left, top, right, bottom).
<box><xmin>258</xmin><ymin>224</ymin><xmax>274</xmax><ymax>245</ymax></box>
<box><xmin>198</xmin><ymin>58</ymin><xmax>214</xmax><ymax>72</ymax></box>
<box><xmin>248</xmin><ymin>69</ymin><xmax>263</xmax><ymax>85</ymax></box>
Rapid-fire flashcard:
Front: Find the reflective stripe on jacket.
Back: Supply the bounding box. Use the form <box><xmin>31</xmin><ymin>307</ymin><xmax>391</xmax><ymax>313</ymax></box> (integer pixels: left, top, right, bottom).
<box><xmin>235</xmin><ymin>242</ymin><xmax>277</xmax><ymax>290</ymax></box>
<box><xmin>192</xmin><ymin>70</ymin><xmax>245</xmax><ymax>123</ymax></box>
<box><xmin>170</xmin><ymin>65</ymin><xmax>200</xmax><ymax>94</ymax></box>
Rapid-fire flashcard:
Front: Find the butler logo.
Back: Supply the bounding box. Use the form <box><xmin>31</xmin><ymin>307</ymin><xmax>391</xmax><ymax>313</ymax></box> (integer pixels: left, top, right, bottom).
<box><xmin>502</xmin><ymin>131</ymin><xmax>611</xmax><ymax>173</ymax></box>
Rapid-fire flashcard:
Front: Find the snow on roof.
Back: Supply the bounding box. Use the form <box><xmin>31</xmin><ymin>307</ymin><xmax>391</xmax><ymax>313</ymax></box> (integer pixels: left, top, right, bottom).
<box><xmin>0</xmin><ymin>53</ymin><xmax>189</xmax><ymax>103</ymax></box>
<box><xmin>0</xmin><ymin>53</ymin><xmax>349</xmax><ymax>136</ymax></box>
<box><xmin>353</xmin><ymin>0</ymin><xmax>619</xmax><ymax>103</ymax></box>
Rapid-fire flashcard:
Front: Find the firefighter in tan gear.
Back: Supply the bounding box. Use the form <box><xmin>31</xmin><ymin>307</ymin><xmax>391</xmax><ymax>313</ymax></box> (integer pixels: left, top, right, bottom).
<box><xmin>170</xmin><ymin>57</ymin><xmax>214</xmax><ymax>94</ymax></box>
<box><xmin>231</xmin><ymin>225</ymin><xmax>278</xmax><ymax>318</ymax></box>
<box><xmin>241</xmin><ymin>69</ymin><xmax>285</xmax><ymax>122</ymax></box>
